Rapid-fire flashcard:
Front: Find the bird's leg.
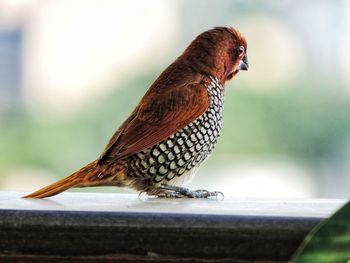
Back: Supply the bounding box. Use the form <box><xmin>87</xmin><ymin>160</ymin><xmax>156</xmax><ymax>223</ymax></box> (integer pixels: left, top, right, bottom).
<box><xmin>159</xmin><ymin>184</ymin><xmax>223</xmax><ymax>199</ymax></box>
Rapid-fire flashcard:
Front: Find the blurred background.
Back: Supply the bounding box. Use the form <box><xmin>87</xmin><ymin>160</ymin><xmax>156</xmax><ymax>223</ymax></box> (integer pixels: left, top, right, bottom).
<box><xmin>1</xmin><ymin>0</ymin><xmax>350</xmax><ymax>198</ymax></box>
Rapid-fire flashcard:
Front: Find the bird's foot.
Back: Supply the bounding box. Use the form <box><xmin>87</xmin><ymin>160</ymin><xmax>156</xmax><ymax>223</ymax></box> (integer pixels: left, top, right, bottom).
<box><xmin>159</xmin><ymin>184</ymin><xmax>224</xmax><ymax>199</ymax></box>
<box><xmin>157</xmin><ymin>190</ymin><xmax>184</xmax><ymax>198</ymax></box>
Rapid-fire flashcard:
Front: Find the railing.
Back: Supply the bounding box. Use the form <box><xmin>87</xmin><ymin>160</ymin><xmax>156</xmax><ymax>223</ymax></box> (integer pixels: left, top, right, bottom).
<box><xmin>0</xmin><ymin>191</ymin><xmax>344</xmax><ymax>262</ymax></box>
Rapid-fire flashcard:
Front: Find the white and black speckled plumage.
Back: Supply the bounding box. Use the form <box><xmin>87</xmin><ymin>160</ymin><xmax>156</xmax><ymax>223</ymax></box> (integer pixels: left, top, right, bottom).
<box><xmin>127</xmin><ymin>77</ymin><xmax>224</xmax><ymax>187</ymax></box>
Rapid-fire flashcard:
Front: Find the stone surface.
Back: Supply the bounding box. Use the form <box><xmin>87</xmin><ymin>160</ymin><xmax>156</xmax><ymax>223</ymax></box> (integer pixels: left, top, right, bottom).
<box><xmin>0</xmin><ymin>191</ymin><xmax>345</xmax><ymax>262</ymax></box>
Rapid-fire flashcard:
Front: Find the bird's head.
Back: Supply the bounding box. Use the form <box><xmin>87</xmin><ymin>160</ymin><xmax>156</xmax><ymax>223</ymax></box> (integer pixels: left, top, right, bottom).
<box><xmin>181</xmin><ymin>27</ymin><xmax>248</xmax><ymax>84</ymax></box>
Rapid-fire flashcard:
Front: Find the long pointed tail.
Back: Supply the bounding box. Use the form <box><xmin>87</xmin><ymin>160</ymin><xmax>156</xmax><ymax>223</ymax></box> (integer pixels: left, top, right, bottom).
<box><xmin>23</xmin><ymin>161</ymin><xmax>99</xmax><ymax>199</ymax></box>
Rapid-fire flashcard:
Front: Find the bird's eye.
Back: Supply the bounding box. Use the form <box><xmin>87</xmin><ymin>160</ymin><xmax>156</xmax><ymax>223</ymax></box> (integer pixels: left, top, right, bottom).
<box><xmin>239</xmin><ymin>46</ymin><xmax>245</xmax><ymax>55</ymax></box>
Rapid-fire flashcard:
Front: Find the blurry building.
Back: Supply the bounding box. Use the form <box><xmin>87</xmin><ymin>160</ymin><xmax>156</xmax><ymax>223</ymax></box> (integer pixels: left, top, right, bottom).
<box><xmin>0</xmin><ymin>29</ymin><xmax>23</xmax><ymax>112</ymax></box>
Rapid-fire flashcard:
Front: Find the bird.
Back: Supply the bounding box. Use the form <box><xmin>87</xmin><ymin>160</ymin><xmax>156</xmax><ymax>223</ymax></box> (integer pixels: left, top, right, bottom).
<box><xmin>23</xmin><ymin>27</ymin><xmax>248</xmax><ymax>199</ymax></box>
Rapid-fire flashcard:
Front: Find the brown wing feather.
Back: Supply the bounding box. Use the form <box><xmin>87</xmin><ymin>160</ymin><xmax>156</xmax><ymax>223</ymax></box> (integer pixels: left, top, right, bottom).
<box><xmin>99</xmin><ymin>76</ymin><xmax>210</xmax><ymax>163</ymax></box>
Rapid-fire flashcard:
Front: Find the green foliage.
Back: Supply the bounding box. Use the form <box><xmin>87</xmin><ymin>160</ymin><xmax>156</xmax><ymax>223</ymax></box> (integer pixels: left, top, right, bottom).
<box><xmin>292</xmin><ymin>200</ymin><xmax>350</xmax><ymax>263</ymax></box>
<box><xmin>220</xmin><ymin>82</ymin><xmax>350</xmax><ymax>159</ymax></box>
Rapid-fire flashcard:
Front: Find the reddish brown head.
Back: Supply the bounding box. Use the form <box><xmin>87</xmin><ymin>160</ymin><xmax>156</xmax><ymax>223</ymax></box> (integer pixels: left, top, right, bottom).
<box><xmin>180</xmin><ymin>27</ymin><xmax>248</xmax><ymax>84</ymax></box>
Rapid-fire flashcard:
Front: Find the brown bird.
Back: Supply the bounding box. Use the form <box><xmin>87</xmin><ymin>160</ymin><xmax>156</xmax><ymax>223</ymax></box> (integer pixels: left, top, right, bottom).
<box><xmin>24</xmin><ymin>27</ymin><xmax>248</xmax><ymax>199</ymax></box>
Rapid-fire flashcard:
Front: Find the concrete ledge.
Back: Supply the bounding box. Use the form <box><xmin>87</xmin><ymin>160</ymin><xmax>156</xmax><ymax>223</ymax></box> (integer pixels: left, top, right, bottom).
<box><xmin>0</xmin><ymin>191</ymin><xmax>345</xmax><ymax>262</ymax></box>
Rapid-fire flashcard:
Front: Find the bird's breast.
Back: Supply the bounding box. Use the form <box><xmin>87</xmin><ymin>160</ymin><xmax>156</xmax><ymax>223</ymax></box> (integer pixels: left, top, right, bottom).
<box><xmin>127</xmin><ymin>77</ymin><xmax>224</xmax><ymax>186</ymax></box>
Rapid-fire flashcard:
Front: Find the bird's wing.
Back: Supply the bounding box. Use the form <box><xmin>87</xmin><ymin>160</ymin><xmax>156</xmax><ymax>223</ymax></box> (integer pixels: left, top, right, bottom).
<box><xmin>98</xmin><ymin>77</ymin><xmax>210</xmax><ymax>163</ymax></box>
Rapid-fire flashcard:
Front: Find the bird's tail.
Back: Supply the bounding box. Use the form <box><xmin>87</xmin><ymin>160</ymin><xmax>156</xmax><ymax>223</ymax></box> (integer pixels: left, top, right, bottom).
<box><xmin>23</xmin><ymin>160</ymin><xmax>101</xmax><ymax>199</ymax></box>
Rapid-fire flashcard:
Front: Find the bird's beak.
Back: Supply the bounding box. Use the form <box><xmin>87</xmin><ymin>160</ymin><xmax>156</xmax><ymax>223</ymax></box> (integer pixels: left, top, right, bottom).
<box><xmin>239</xmin><ymin>54</ymin><xmax>248</xmax><ymax>71</ymax></box>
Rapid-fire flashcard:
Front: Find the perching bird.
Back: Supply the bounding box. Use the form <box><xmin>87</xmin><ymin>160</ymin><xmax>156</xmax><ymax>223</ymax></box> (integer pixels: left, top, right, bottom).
<box><xmin>24</xmin><ymin>27</ymin><xmax>248</xmax><ymax>199</ymax></box>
